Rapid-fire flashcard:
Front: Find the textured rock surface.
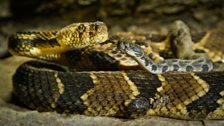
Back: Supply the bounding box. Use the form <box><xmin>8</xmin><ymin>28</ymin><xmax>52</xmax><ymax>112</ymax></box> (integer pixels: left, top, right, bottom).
<box><xmin>0</xmin><ymin>57</ymin><xmax>31</xmax><ymax>101</ymax></box>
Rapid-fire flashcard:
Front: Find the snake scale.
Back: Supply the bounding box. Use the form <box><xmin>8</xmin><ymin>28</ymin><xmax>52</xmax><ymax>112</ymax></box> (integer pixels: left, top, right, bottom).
<box><xmin>118</xmin><ymin>41</ymin><xmax>213</xmax><ymax>74</ymax></box>
<box><xmin>9</xmin><ymin>21</ymin><xmax>224</xmax><ymax>120</ymax></box>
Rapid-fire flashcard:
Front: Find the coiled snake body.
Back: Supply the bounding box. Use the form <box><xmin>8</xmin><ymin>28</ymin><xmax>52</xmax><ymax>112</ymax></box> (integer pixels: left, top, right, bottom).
<box><xmin>9</xmin><ymin>21</ymin><xmax>224</xmax><ymax>120</ymax></box>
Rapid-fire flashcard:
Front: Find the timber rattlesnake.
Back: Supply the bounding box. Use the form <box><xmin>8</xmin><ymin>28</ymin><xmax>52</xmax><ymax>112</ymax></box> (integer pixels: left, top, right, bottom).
<box><xmin>9</xmin><ymin>21</ymin><xmax>224</xmax><ymax>120</ymax></box>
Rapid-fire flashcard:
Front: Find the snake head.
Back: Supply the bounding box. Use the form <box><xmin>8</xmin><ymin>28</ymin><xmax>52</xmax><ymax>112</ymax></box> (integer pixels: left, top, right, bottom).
<box><xmin>57</xmin><ymin>21</ymin><xmax>108</xmax><ymax>48</ymax></box>
<box><xmin>89</xmin><ymin>21</ymin><xmax>109</xmax><ymax>44</ymax></box>
<box><xmin>117</xmin><ymin>41</ymin><xmax>144</xmax><ymax>57</ymax></box>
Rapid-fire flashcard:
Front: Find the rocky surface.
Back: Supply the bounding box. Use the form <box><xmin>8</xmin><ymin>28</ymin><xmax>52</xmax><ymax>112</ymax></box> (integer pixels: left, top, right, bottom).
<box><xmin>0</xmin><ymin>57</ymin><xmax>31</xmax><ymax>101</ymax></box>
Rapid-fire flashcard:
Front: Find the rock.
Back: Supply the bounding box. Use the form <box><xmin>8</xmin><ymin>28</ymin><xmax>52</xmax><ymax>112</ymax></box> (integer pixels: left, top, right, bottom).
<box><xmin>0</xmin><ymin>57</ymin><xmax>31</xmax><ymax>101</ymax></box>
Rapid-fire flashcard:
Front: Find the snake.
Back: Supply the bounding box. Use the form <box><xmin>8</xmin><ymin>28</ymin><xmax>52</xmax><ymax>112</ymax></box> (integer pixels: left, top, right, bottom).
<box><xmin>9</xmin><ymin>21</ymin><xmax>224</xmax><ymax>120</ymax></box>
<box><xmin>117</xmin><ymin>41</ymin><xmax>213</xmax><ymax>74</ymax></box>
<box><xmin>8</xmin><ymin>21</ymin><xmax>108</xmax><ymax>57</ymax></box>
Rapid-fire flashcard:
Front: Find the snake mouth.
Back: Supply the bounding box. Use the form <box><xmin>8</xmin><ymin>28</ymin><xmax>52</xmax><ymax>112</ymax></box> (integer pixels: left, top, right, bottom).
<box><xmin>95</xmin><ymin>32</ymin><xmax>109</xmax><ymax>43</ymax></box>
<box><xmin>117</xmin><ymin>41</ymin><xmax>145</xmax><ymax>58</ymax></box>
<box><xmin>93</xmin><ymin>21</ymin><xmax>109</xmax><ymax>44</ymax></box>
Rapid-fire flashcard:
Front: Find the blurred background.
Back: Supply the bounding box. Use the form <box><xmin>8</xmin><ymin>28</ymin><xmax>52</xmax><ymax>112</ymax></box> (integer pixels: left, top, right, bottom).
<box><xmin>0</xmin><ymin>0</ymin><xmax>223</xmax><ymax>58</ymax></box>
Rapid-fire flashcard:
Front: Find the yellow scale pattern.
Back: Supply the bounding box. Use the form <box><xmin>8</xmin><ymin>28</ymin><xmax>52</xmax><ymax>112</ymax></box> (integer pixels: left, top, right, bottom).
<box><xmin>147</xmin><ymin>72</ymin><xmax>210</xmax><ymax>119</ymax></box>
<box><xmin>50</xmin><ymin>73</ymin><xmax>65</xmax><ymax>109</ymax></box>
<box><xmin>8</xmin><ymin>21</ymin><xmax>108</xmax><ymax>58</ymax></box>
<box><xmin>81</xmin><ymin>72</ymin><xmax>139</xmax><ymax>116</ymax></box>
<box><xmin>207</xmin><ymin>90</ymin><xmax>224</xmax><ymax>119</ymax></box>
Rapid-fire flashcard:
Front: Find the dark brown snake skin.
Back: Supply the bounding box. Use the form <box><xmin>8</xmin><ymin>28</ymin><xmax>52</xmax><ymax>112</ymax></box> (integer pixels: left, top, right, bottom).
<box><xmin>13</xmin><ymin>60</ymin><xmax>224</xmax><ymax>120</ymax></box>
<box><xmin>10</xmin><ymin>22</ymin><xmax>224</xmax><ymax>120</ymax></box>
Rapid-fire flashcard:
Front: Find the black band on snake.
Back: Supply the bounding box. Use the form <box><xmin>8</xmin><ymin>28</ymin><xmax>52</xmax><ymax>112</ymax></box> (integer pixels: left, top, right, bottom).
<box><xmin>12</xmin><ymin>60</ymin><xmax>224</xmax><ymax>120</ymax></box>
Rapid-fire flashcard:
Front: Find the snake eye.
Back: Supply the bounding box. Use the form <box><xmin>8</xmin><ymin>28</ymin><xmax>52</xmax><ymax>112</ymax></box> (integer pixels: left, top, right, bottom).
<box><xmin>78</xmin><ymin>24</ymin><xmax>86</xmax><ymax>33</ymax></box>
<box><xmin>118</xmin><ymin>41</ymin><xmax>129</xmax><ymax>52</ymax></box>
<box><xmin>94</xmin><ymin>25</ymin><xmax>99</xmax><ymax>30</ymax></box>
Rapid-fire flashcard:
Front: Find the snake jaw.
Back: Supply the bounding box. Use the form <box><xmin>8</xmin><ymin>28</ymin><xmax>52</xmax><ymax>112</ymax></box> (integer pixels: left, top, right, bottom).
<box><xmin>118</xmin><ymin>41</ymin><xmax>145</xmax><ymax>58</ymax></box>
<box><xmin>91</xmin><ymin>21</ymin><xmax>108</xmax><ymax>44</ymax></box>
<box><xmin>92</xmin><ymin>21</ymin><xmax>109</xmax><ymax>44</ymax></box>
<box><xmin>93</xmin><ymin>31</ymin><xmax>108</xmax><ymax>44</ymax></box>
<box><xmin>117</xmin><ymin>41</ymin><xmax>127</xmax><ymax>52</ymax></box>
<box><xmin>117</xmin><ymin>41</ymin><xmax>136</xmax><ymax>57</ymax></box>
